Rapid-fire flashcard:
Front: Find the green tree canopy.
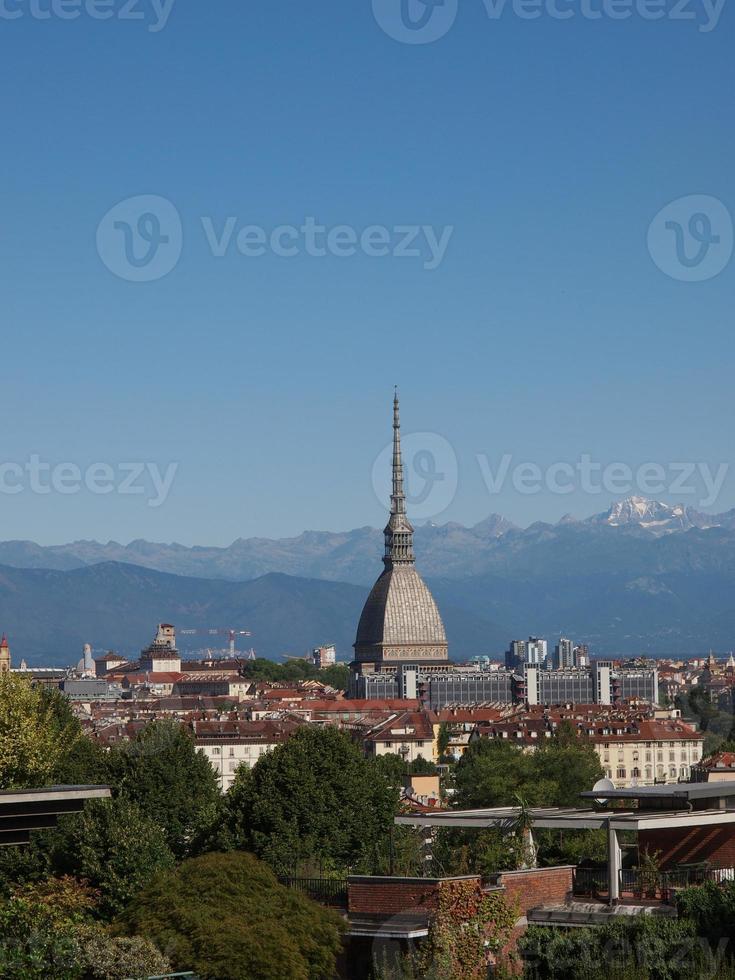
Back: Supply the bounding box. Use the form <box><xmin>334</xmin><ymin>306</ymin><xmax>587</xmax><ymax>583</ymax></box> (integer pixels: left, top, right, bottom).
<box><xmin>533</xmin><ymin>722</ymin><xmax>604</xmax><ymax>807</ymax></box>
<box><xmin>107</xmin><ymin>719</ymin><xmax>221</xmax><ymax>857</ymax></box>
<box><xmin>372</xmin><ymin>752</ymin><xmax>437</xmax><ymax>789</ymax></box>
<box><xmin>240</xmin><ymin>657</ymin><xmax>349</xmax><ymax>690</ymax></box>
<box><xmin>454</xmin><ymin>739</ymin><xmax>541</xmax><ymax>809</ymax></box>
<box><xmin>0</xmin><ymin>674</ymin><xmax>82</xmax><ymax>790</ymax></box>
<box><xmin>214</xmin><ymin>726</ymin><xmax>398</xmax><ymax>874</ymax></box>
<box><xmin>519</xmin><ymin>916</ymin><xmax>721</xmax><ymax>980</ymax></box>
<box><xmin>117</xmin><ymin>851</ymin><xmax>344</xmax><ymax>980</ymax></box>
<box><xmin>0</xmin><ymin>877</ymin><xmax>170</xmax><ymax>980</ymax></box>
<box><xmin>53</xmin><ymin>797</ymin><xmax>175</xmax><ymax>918</ymax></box>
<box><xmin>454</xmin><ymin>729</ymin><xmax>603</xmax><ymax>811</ymax></box>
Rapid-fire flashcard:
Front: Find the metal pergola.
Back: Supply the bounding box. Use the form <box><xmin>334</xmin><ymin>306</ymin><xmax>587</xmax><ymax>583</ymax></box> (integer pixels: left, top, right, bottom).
<box><xmin>0</xmin><ymin>785</ymin><xmax>112</xmax><ymax>846</ymax></box>
<box><xmin>395</xmin><ymin>781</ymin><xmax>735</xmax><ymax>903</ymax></box>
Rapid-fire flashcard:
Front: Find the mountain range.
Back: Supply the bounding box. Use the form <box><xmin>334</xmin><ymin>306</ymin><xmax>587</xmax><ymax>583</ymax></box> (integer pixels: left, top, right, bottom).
<box><xmin>2</xmin><ymin>497</ymin><xmax>735</xmax><ymax>664</ymax></box>
<box><xmin>0</xmin><ymin>563</ymin><xmax>504</xmax><ymax>666</ymax></box>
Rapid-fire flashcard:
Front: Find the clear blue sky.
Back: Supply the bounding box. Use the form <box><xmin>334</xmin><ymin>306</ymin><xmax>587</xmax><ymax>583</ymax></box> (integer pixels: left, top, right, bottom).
<box><xmin>2</xmin><ymin>0</ymin><xmax>733</xmax><ymax>545</ymax></box>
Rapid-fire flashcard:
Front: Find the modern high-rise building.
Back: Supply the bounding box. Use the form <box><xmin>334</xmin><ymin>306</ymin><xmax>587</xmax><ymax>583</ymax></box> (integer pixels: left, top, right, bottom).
<box><xmin>313</xmin><ymin>644</ymin><xmax>337</xmax><ymax>669</ymax></box>
<box><xmin>506</xmin><ymin>637</ymin><xmax>548</xmax><ymax>669</ymax></box>
<box><xmin>555</xmin><ymin>637</ymin><xmax>575</xmax><ymax>669</ymax></box>
<box><xmin>527</xmin><ymin>637</ymin><xmax>548</xmax><ymax>666</ymax></box>
<box><xmin>574</xmin><ymin>643</ymin><xmax>590</xmax><ymax>668</ymax></box>
<box><xmin>349</xmin><ymin>393</ymin><xmax>450</xmax><ymax>697</ymax></box>
<box><xmin>505</xmin><ymin>639</ymin><xmax>527</xmax><ymax>669</ymax></box>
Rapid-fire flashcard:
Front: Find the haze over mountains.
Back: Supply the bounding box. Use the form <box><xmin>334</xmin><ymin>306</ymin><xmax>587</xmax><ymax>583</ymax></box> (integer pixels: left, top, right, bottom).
<box><xmin>3</xmin><ymin>498</ymin><xmax>735</xmax><ymax>664</ymax></box>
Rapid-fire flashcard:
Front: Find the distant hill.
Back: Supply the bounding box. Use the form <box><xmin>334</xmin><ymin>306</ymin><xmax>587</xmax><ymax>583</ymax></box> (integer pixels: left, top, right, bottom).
<box><xmin>0</xmin><ymin>562</ymin><xmax>506</xmax><ymax>666</ymax></box>
<box><xmin>3</xmin><ymin>498</ymin><xmax>735</xmax><ymax>659</ymax></box>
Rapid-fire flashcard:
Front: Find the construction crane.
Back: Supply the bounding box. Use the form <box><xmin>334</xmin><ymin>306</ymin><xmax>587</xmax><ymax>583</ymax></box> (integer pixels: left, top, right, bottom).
<box><xmin>179</xmin><ymin>627</ymin><xmax>253</xmax><ymax>658</ymax></box>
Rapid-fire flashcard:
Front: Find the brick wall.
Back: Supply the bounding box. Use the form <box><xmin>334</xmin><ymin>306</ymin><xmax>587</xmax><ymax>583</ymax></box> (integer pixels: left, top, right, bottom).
<box><xmin>639</xmin><ymin>825</ymin><xmax>735</xmax><ymax>869</ymax></box>
<box><xmin>494</xmin><ymin>866</ymin><xmax>574</xmax><ymax>917</ymax></box>
<box><xmin>347</xmin><ymin>875</ymin><xmax>481</xmax><ymax>916</ymax></box>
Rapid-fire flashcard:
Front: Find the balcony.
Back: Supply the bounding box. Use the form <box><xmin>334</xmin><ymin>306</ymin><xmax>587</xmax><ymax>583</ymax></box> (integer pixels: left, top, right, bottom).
<box><xmin>573</xmin><ymin>864</ymin><xmax>735</xmax><ymax>905</ymax></box>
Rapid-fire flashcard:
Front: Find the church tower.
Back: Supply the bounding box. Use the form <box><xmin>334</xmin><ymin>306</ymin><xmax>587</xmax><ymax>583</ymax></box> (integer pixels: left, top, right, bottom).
<box><xmin>351</xmin><ymin>393</ymin><xmax>449</xmax><ymax>691</ymax></box>
<box><xmin>0</xmin><ymin>635</ymin><xmax>11</xmax><ymax>674</ymax></box>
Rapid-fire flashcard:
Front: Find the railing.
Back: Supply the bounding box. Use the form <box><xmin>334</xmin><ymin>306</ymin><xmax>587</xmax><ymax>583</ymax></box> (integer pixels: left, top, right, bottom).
<box><xmin>278</xmin><ymin>876</ymin><xmax>348</xmax><ymax>906</ymax></box>
<box><xmin>572</xmin><ymin>867</ymin><xmax>608</xmax><ymax>896</ymax></box>
<box><xmin>622</xmin><ymin>866</ymin><xmax>735</xmax><ymax>898</ymax></box>
<box><xmin>575</xmin><ymin>866</ymin><xmax>735</xmax><ymax>902</ymax></box>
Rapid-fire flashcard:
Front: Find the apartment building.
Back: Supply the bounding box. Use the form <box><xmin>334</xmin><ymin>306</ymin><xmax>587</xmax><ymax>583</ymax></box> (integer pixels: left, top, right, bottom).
<box><xmin>192</xmin><ymin>719</ymin><xmax>299</xmax><ymax>792</ymax></box>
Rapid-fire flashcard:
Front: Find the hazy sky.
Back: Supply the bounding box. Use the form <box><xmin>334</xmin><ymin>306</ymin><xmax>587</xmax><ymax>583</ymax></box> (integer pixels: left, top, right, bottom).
<box><xmin>2</xmin><ymin>0</ymin><xmax>733</xmax><ymax>545</ymax></box>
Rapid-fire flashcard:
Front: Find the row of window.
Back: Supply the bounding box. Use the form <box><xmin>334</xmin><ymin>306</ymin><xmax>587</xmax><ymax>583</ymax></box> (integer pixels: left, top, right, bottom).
<box><xmin>605</xmin><ymin>765</ymin><xmax>689</xmax><ymax>780</ymax></box>
<box><xmin>603</xmin><ymin>751</ymin><xmax>694</xmax><ymax>763</ymax></box>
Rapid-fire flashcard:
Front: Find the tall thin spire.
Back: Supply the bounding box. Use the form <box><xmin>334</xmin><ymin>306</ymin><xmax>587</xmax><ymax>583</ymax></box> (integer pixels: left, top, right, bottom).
<box><xmin>391</xmin><ymin>388</ymin><xmax>405</xmax><ymax>516</ymax></box>
<box><xmin>384</xmin><ymin>389</ymin><xmax>414</xmax><ymax>567</ymax></box>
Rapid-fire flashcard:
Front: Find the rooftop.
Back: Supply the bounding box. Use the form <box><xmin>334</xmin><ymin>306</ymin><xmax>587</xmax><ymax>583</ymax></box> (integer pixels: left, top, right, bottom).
<box><xmin>0</xmin><ymin>785</ymin><xmax>111</xmax><ymax>846</ymax></box>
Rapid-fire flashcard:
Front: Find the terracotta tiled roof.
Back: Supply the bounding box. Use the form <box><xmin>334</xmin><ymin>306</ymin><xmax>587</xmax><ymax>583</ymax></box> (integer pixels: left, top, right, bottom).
<box><xmin>697</xmin><ymin>751</ymin><xmax>735</xmax><ymax>770</ymax></box>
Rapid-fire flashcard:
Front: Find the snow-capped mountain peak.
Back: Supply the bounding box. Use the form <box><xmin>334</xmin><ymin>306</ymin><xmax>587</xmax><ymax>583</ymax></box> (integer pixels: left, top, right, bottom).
<box><xmin>591</xmin><ymin>497</ymin><xmax>717</xmax><ymax>534</ymax></box>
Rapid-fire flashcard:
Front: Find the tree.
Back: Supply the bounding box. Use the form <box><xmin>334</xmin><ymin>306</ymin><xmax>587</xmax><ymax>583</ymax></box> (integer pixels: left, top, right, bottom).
<box><xmin>78</xmin><ymin>932</ymin><xmax>171</xmax><ymax>980</ymax></box>
<box><xmin>0</xmin><ymin>674</ymin><xmax>82</xmax><ymax>789</ymax></box>
<box><xmin>518</xmin><ymin>917</ymin><xmax>719</xmax><ymax>980</ymax></box>
<box><xmin>449</xmin><ymin>733</ymin><xmax>603</xmax><ymax>875</ymax></box>
<box><xmin>454</xmin><ymin>739</ymin><xmax>543</xmax><ymax>810</ymax></box>
<box><xmin>108</xmin><ymin>719</ymin><xmax>221</xmax><ymax>857</ymax></box>
<box><xmin>532</xmin><ymin>723</ymin><xmax>603</xmax><ymax>807</ymax></box>
<box><xmin>454</xmin><ymin>730</ymin><xmax>602</xmax><ymax>812</ymax></box>
<box><xmin>215</xmin><ymin>726</ymin><xmax>398</xmax><ymax>874</ymax></box>
<box><xmin>677</xmin><ymin>878</ymin><xmax>735</xmax><ymax>947</ymax></box>
<box><xmin>54</xmin><ymin>797</ymin><xmax>175</xmax><ymax>918</ymax></box>
<box><xmin>117</xmin><ymin>851</ymin><xmax>344</xmax><ymax>980</ymax></box>
<box><xmin>318</xmin><ymin>663</ymin><xmax>350</xmax><ymax>691</ymax></box>
<box><xmin>437</xmin><ymin>723</ymin><xmax>452</xmax><ymax>760</ymax></box>
<box><xmin>240</xmin><ymin>657</ymin><xmax>350</xmax><ymax>690</ymax></box>
<box><xmin>52</xmin><ymin>732</ymin><xmax>110</xmax><ymax>786</ymax></box>
<box><xmin>373</xmin><ymin>753</ymin><xmax>437</xmax><ymax>788</ymax></box>
<box><xmin>0</xmin><ymin>877</ymin><xmax>170</xmax><ymax>980</ymax></box>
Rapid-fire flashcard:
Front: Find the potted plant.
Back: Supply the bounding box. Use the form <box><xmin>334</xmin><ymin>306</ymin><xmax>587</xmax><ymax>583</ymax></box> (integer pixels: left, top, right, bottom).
<box><xmin>638</xmin><ymin>847</ymin><xmax>663</xmax><ymax>899</ymax></box>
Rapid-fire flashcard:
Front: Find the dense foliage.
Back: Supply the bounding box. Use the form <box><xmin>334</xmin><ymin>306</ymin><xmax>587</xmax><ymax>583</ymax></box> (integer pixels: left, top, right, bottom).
<box><xmin>372</xmin><ymin>751</ymin><xmax>438</xmax><ymax>786</ymax></box>
<box><xmin>0</xmin><ymin>877</ymin><xmax>170</xmax><ymax>980</ymax></box>
<box><xmin>518</xmin><ymin>916</ymin><xmax>727</xmax><ymax>980</ymax></box>
<box><xmin>429</xmin><ymin>727</ymin><xmax>606</xmax><ymax>876</ymax></box>
<box><xmin>53</xmin><ymin>797</ymin><xmax>176</xmax><ymax>917</ymax></box>
<box><xmin>118</xmin><ymin>851</ymin><xmax>344</xmax><ymax>980</ymax></box>
<box><xmin>241</xmin><ymin>656</ymin><xmax>350</xmax><ymax>690</ymax></box>
<box><xmin>211</xmin><ymin>725</ymin><xmax>399</xmax><ymax>873</ymax></box>
<box><xmin>0</xmin><ymin>675</ymin><xmax>82</xmax><ymax>789</ymax></box>
<box><xmin>676</xmin><ymin>687</ymin><xmax>735</xmax><ymax>755</ymax></box>
<box><xmin>454</xmin><ymin>723</ymin><xmax>603</xmax><ymax>811</ymax></box>
<box><xmin>106</xmin><ymin>719</ymin><xmax>221</xmax><ymax>857</ymax></box>
<box><xmin>677</xmin><ymin>878</ymin><xmax>735</xmax><ymax>946</ymax></box>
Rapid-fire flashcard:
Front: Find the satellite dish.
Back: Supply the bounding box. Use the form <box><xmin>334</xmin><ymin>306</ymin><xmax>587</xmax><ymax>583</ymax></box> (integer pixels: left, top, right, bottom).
<box><xmin>592</xmin><ymin>777</ymin><xmax>616</xmax><ymax>806</ymax></box>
